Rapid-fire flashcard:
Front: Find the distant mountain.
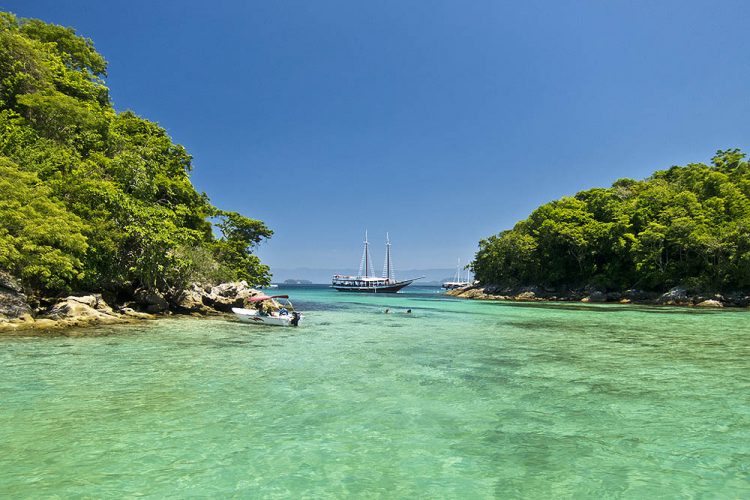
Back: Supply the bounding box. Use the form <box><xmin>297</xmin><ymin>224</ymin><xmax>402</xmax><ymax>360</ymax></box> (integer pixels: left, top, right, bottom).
<box><xmin>282</xmin><ymin>279</ymin><xmax>312</xmax><ymax>285</ymax></box>
<box><xmin>271</xmin><ymin>267</ymin><xmax>458</xmax><ymax>285</ymax></box>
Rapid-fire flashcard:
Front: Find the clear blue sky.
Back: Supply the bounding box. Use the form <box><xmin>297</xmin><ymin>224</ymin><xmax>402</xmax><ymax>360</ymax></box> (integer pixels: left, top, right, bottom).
<box><xmin>6</xmin><ymin>1</ymin><xmax>750</xmax><ymax>271</ymax></box>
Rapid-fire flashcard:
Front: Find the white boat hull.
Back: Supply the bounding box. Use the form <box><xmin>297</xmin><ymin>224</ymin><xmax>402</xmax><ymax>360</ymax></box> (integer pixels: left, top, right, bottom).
<box><xmin>231</xmin><ymin>307</ymin><xmax>302</xmax><ymax>327</ymax></box>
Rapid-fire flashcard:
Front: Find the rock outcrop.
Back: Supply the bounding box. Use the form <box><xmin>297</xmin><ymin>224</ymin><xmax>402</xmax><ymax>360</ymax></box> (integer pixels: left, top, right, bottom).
<box><xmin>43</xmin><ymin>295</ymin><xmax>123</xmax><ymax>326</ymax></box>
<box><xmin>657</xmin><ymin>287</ymin><xmax>691</xmax><ymax>306</ymax></box>
<box><xmin>171</xmin><ymin>283</ymin><xmax>211</xmax><ymax>313</ymax></box>
<box><xmin>0</xmin><ymin>292</ymin><xmax>141</xmax><ymax>331</ymax></box>
<box><xmin>0</xmin><ymin>277</ymin><xmax>262</xmax><ymax>331</ymax></box>
<box><xmin>449</xmin><ymin>283</ymin><xmax>749</xmax><ymax>308</ymax></box>
<box><xmin>0</xmin><ymin>273</ymin><xmax>33</xmax><ymax>328</ymax></box>
<box><xmin>198</xmin><ymin>281</ymin><xmax>261</xmax><ymax>312</ymax></box>
<box><xmin>134</xmin><ymin>288</ymin><xmax>169</xmax><ymax>313</ymax></box>
<box><xmin>695</xmin><ymin>299</ymin><xmax>723</xmax><ymax>308</ymax></box>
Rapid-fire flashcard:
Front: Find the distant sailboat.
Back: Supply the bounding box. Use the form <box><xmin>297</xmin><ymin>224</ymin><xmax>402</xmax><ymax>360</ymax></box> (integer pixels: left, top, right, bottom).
<box><xmin>331</xmin><ymin>232</ymin><xmax>423</xmax><ymax>292</ymax></box>
<box><xmin>442</xmin><ymin>258</ymin><xmax>471</xmax><ymax>289</ymax></box>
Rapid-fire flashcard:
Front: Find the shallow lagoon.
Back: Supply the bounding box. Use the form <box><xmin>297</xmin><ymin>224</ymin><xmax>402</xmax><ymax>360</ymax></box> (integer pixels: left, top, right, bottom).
<box><xmin>1</xmin><ymin>286</ymin><xmax>748</xmax><ymax>497</ymax></box>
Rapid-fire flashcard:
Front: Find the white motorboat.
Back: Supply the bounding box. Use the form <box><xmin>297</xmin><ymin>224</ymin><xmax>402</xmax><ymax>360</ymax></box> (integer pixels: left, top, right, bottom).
<box><xmin>232</xmin><ymin>295</ymin><xmax>303</xmax><ymax>327</ymax></box>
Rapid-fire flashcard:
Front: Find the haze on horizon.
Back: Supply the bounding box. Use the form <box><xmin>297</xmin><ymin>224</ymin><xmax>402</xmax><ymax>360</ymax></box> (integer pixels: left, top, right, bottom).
<box><xmin>6</xmin><ymin>0</ymin><xmax>750</xmax><ymax>272</ymax></box>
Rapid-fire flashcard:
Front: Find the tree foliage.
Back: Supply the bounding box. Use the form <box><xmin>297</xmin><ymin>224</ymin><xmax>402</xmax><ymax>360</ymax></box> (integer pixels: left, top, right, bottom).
<box><xmin>0</xmin><ymin>12</ymin><xmax>272</xmax><ymax>295</ymax></box>
<box><xmin>473</xmin><ymin>150</ymin><xmax>750</xmax><ymax>292</ymax></box>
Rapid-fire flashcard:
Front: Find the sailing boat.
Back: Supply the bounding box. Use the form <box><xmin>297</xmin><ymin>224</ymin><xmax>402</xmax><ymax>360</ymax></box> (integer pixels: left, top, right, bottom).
<box><xmin>442</xmin><ymin>258</ymin><xmax>472</xmax><ymax>289</ymax></box>
<box><xmin>331</xmin><ymin>232</ymin><xmax>423</xmax><ymax>292</ymax></box>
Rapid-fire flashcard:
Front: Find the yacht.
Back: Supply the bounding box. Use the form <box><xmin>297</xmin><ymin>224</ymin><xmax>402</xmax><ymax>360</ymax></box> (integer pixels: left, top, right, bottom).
<box><xmin>442</xmin><ymin>258</ymin><xmax>472</xmax><ymax>289</ymax></box>
<box><xmin>331</xmin><ymin>232</ymin><xmax>422</xmax><ymax>293</ymax></box>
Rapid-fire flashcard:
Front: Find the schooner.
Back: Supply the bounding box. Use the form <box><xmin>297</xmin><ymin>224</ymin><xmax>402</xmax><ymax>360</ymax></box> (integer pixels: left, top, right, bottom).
<box><xmin>331</xmin><ymin>232</ymin><xmax>422</xmax><ymax>292</ymax></box>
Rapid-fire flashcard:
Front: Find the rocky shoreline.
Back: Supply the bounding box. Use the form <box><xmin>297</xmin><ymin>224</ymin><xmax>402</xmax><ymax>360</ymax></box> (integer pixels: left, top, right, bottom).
<box><xmin>0</xmin><ymin>273</ymin><xmax>265</xmax><ymax>332</ymax></box>
<box><xmin>447</xmin><ymin>284</ymin><xmax>750</xmax><ymax>309</ymax></box>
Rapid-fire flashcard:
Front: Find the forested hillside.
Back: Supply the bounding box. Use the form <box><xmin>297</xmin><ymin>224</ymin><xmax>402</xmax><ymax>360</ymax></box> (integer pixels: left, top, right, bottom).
<box><xmin>0</xmin><ymin>13</ymin><xmax>271</xmax><ymax>296</ymax></box>
<box><xmin>473</xmin><ymin>150</ymin><xmax>750</xmax><ymax>293</ymax></box>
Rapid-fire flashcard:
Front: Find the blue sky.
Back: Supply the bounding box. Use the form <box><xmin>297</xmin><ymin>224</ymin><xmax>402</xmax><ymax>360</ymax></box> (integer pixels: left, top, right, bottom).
<box><xmin>5</xmin><ymin>1</ymin><xmax>750</xmax><ymax>271</ymax></box>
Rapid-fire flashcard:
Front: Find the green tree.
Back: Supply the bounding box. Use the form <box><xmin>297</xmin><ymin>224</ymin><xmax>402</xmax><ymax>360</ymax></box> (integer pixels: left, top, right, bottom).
<box><xmin>0</xmin><ymin>157</ymin><xmax>87</xmax><ymax>292</ymax></box>
<box><xmin>474</xmin><ymin>149</ymin><xmax>750</xmax><ymax>293</ymax></box>
<box><xmin>0</xmin><ymin>12</ymin><xmax>273</xmax><ymax>297</ymax></box>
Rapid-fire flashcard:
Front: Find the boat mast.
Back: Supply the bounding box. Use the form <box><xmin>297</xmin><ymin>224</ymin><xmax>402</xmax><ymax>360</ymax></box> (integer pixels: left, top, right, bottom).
<box><xmin>383</xmin><ymin>233</ymin><xmax>393</xmax><ymax>282</ymax></box>
<box><xmin>358</xmin><ymin>230</ymin><xmax>375</xmax><ymax>278</ymax></box>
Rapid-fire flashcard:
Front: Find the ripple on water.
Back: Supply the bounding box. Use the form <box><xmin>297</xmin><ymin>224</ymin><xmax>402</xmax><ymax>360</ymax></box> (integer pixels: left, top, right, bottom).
<box><xmin>0</xmin><ymin>286</ymin><xmax>748</xmax><ymax>498</ymax></box>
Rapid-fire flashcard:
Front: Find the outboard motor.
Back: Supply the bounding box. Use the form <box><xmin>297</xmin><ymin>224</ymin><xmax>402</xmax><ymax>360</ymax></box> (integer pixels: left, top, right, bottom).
<box><xmin>291</xmin><ymin>312</ymin><xmax>300</xmax><ymax>327</ymax></box>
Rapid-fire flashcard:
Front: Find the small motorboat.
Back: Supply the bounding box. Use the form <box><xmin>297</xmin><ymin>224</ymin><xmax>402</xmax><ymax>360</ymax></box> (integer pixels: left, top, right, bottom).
<box><xmin>232</xmin><ymin>295</ymin><xmax>303</xmax><ymax>327</ymax></box>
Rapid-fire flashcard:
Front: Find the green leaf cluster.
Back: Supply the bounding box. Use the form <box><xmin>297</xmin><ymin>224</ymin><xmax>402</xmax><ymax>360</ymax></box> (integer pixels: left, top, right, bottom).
<box><xmin>0</xmin><ymin>13</ymin><xmax>272</xmax><ymax>295</ymax></box>
<box><xmin>473</xmin><ymin>150</ymin><xmax>750</xmax><ymax>292</ymax></box>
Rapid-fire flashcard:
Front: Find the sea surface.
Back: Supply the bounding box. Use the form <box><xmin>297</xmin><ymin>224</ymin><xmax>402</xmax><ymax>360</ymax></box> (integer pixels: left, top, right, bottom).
<box><xmin>1</xmin><ymin>285</ymin><xmax>748</xmax><ymax>498</ymax></box>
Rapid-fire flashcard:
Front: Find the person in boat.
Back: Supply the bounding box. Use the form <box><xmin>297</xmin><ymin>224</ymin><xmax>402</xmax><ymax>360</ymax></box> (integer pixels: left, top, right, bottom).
<box><xmin>254</xmin><ymin>300</ymin><xmax>266</xmax><ymax>316</ymax></box>
<box><xmin>255</xmin><ymin>299</ymin><xmax>275</xmax><ymax>316</ymax></box>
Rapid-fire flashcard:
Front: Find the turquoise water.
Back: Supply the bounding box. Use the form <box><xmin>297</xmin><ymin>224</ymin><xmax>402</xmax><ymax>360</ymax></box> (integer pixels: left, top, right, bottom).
<box><xmin>1</xmin><ymin>285</ymin><xmax>748</xmax><ymax>498</ymax></box>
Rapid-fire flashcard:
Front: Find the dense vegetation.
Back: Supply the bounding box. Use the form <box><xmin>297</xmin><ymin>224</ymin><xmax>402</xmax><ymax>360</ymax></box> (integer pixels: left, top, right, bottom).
<box><xmin>473</xmin><ymin>150</ymin><xmax>750</xmax><ymax>293</ymax></box>
<box><xmin>0</xmin><ymin>13</ymin><xmax>272</xmax><ymax>296</ymax></box>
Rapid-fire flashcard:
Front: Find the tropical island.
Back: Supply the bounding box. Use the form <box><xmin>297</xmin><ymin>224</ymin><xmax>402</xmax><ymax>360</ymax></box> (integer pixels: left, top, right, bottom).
<box><xmin>0</xmin><ymin>13</ymin><xmax>272</xmax><ymax>329</ymax></box>
<box><xmin>453</xmin><ymin>151</ymin><xmax>750</xmax><ymax>307</ymax></box>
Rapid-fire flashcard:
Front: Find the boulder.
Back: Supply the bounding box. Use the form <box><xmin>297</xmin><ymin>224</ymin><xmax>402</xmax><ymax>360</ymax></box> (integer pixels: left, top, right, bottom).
<box><xmin>172</xmin><ymin>284</ymin><xmax>211</xmax><ymax>313</ymax></box>
<box><xmin>657</xmin><ymin>287</ymin><xmax>690</xmax><ymax>305</ymax></box>
<box><xmin>134</xmin><ymin>288</ymin><xmax>169</xmax><ymax>313</ymax></box>
<box><xmin>43</xmin><ymin>295</ymin><xmax>121</xmax><ymax>326</ymax></box>
<box><xmin>119</xmin><ymin>307</ymin><xmax>154</xmax><ymax>319</ymax></box>
<box><xmin>461</xmin><ymin>288</ymin><xmax>488</xmax><ymax>299</ymax></box>
<box><xmin>725</xmin><ymin>293</ymin><xmax>750</xmax><ymax>308</ymax></box>
<box><xmin>518</xmin><ymin>285</ymin><xmax>545</xmax><ymax>296</ymax></box>
<box><xmin>515</xmin><ymin>291</ymin><xmax>537</xmax><ymax>301</ymax></box>
<box><xmin>695</xmin><ymin>299</ymin><xmax>723</xmax><ymax>308</ymax></box>
<box><xmin>0</xmin><ymin>288</ymin><xmax>32</xmax><ymax>321</ymax></box>
<box><xmin>0</xmin><ymin>271</ymin><xmax>23</xmax><ymax>294</ymax></box>
<box><xmin>202</xmin><ymin>281</ymin><xmax>261</xmax><ymax>312</ymax></box>
<box><xmin>586</xmin><ymin>291</ymin><xmax>608</xmax><ymax>303</ymax></box>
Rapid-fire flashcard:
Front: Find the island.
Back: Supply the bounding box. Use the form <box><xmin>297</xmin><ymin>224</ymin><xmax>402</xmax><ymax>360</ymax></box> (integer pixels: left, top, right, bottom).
<box><xmin>0</xmin><ymin>13</ymin><xmax>273</xmax><ymax>329</ymax></box>
<box><xmin>454</xmin><ymin>150</ymin><xmax>750</xmax><ymax>308</ymax></box>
